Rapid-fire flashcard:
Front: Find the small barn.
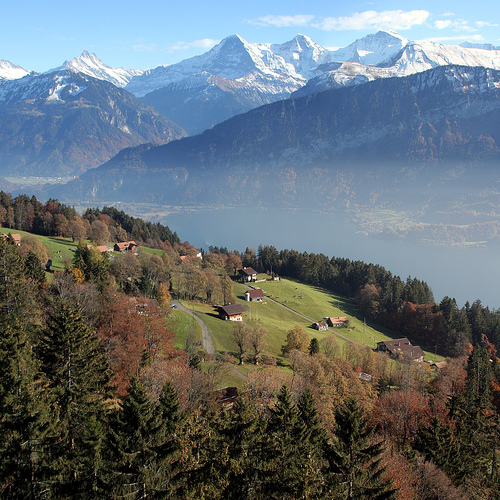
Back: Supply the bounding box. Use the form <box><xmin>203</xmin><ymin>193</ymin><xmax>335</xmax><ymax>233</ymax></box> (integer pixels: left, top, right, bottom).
<box><xmin>313</xmin><ymin>321</ymin><xmax>329</xmax><ymax>331</ymax></box>
<box><xmin>245</xmin><ymin>289</ymin><xmax>265</xmax><ymax>302</ymax></box>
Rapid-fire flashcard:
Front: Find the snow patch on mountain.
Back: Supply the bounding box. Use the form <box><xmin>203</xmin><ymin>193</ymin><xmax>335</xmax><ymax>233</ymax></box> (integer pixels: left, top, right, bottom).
<box><xmin>329</xmin><ymin>30</ymin><xmax>409</xmax><ymax>66</ymax></box>
<box><xmin>0</xmin><ymin>71</ymin><xmax>89</xmax><ymax>106</ymax></box>
<box><xmin>296</xmin><ymin>34</ymin><xmax>500</xmax><ymax>97</ymax></box>
<box><xmin>48</xmin><ymin>50</ymin><xmax>142</xmax><ymax>88</ymax></box>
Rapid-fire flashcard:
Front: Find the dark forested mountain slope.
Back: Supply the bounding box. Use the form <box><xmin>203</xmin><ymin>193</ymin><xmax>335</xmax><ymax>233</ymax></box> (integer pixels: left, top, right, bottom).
<box><xmin>55</xmin><ymin>65</ymin><xmax>500</xmax><ymax>209</ymax></box>
<box><xmin>0</xmin><ymin>71</ymin><xmax>186</xmax><ymax>176</ymax></box>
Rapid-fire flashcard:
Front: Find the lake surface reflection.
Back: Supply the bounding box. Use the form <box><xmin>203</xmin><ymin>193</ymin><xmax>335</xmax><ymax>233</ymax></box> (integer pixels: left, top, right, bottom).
<box><xmin>162</xmin><ymin>207</ymin><xmax>499</xmax><ymax>309</ymax></box>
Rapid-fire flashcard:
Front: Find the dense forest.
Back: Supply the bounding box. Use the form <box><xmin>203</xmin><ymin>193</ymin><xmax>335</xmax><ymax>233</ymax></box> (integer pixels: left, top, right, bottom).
<box><xmin>1</xmin><ymin>195</ymin><xmax>499</xmax><ymax>498</ymax></box>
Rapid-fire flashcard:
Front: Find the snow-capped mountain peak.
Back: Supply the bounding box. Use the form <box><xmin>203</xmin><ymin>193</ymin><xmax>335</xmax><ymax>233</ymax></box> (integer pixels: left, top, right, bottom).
<box><xmin>47</xmin><ymin>50</ymin><xmax>142</xmax><ymax>88</ymax></box>
<box><xmin>271</xmin><ymin>33</ymin><xmax>331</xmax><ymax>79</ymax></box>
<box><xmin>126</xmin><ymin>33</ymin><xmax>307</xmax><ymax>97</ymax></box>
<box><xmin>330</xmin><ymin>30</ymin><xmax>409</xmax><ymax>66</ymax></box>
<box><xmin>0</xmin><ymin>60</ymin><xmax>30</xmax><ymax>81</ymax></box>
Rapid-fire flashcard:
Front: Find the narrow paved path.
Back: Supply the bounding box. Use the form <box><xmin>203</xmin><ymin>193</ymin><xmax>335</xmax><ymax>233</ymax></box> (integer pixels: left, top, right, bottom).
<box><xmin>171</xmin><ymin>299</ymin><xmax>216</xmax><ymax>356</ymax></box>
<box><xmin>172</xmin><ymin>300</ymin><xmax>248</xmax><ymax>381</ymax></box>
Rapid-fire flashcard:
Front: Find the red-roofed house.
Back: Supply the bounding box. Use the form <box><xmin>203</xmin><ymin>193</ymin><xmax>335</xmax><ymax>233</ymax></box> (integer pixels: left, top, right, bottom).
<box><xmin>114</xmin><ymin>241</ymin><xmax>138</xmax><ymax>253</ymax></box>
<box><xmin>327</xmin><ymin>316</ymin><xmax>349</xmax><ymax>327</ymax></box>
<box><xmin>1</xmin><ymin>233</ymin><xmax>21</xmax><ymax>245</ymax></box>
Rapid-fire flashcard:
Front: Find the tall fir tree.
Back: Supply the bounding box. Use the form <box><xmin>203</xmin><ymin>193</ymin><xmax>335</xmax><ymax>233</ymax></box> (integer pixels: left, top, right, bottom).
<box><xmin>108</xmin><ymin>376</ymin><xmax>165</xmax><ymax>498</ymax></box>
<box><xmin>261</xmin><ymin>385</ymin><xmax>323</xmax><ymax>498</ymax></box>
<box><xmin>324</xmin><ymin>398</ymin><xmax>397</xmax><ymax>499</ymax></box>
<box><xmin>0</xmin><ymin>318</ymin><xmax>58</xmax><ymax>498</ymax></box>
<box><xmin>0</xmin><ymin>239</ymin><xmax>56</xmax><ymax>497</ymax></box>
<box><xmin>37</xmin><ymin>301</ymin><xmax>113</xmax><ymax>497</ymax></box>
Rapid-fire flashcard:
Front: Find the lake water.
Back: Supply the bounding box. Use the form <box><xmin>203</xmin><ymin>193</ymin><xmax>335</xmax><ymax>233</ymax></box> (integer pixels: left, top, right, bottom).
<box><xmin>161</xmin><ymin>207</ymin><xmax>499</xmax><ymax>309</ymax></box>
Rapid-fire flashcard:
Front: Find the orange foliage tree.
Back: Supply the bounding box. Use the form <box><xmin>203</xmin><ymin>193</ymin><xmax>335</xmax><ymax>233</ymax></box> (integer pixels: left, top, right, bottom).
<box><xmin>97</xmin><ymin>291</ymin><xmax>174</xmax><ymax>395</ymax></box>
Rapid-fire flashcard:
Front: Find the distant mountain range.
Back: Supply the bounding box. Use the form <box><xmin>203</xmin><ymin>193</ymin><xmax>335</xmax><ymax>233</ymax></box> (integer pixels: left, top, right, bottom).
<box><xmin>126</xmin><ymin>30</ymin><xmax>500</xmax><ymax>134</ymax></box>
<box><xmin>50</xmin><ymin>64</ymin><xmax>500</xmax><ymax>216</ymax></box>
<box><xmin>2</xmin><ymin>30</ymin><xmax>500</xmax><ymax>191</ymax></box>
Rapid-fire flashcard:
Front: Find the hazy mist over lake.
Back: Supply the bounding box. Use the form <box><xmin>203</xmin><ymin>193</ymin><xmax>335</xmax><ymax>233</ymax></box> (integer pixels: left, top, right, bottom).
<box><xmin>161</xmin><ymin>207</ymin><xmax>498</xmax><ymax>309</ymax></box>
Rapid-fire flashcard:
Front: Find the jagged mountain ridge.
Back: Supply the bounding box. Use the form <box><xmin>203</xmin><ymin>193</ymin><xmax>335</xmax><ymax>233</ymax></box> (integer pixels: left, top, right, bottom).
<box><xmin>125</xmin><ymin>31</ymin><xmax>500</xmax><ymax>134</ymax></box>
<box><xmin>0</xmin><ymin>70</ymin><xmax>186</xmax><ymax>176</ymax></box>
<box><xmin>3</xmin><ymin>30</ymin><xmax>500</xmax><ymax>176</ymax></box>
<box><xmin>56</xmin><ymin>65</ymin><xmax>500</xmax><ymax>209</ymax></box>
<box><xmin>48</xmin><ymin>50</ymin><xmax>143</xmax><ymax>88</ymax></box>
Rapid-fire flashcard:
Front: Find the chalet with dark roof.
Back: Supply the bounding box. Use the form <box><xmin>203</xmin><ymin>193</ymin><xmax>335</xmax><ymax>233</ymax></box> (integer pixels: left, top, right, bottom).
<box><xmin>376</xmin><ymin>338</ymin><xmax>425</xmax><ymax>362</ymax></box>
<box><xmin>245</xmin><ymin>289</ymin><xmax>265</xmax><ymax>302</ymax></box>
<box><xmin>218</xmin><ymin>304</ymin><xmax>246</xmax><ymax>321</ymax></box>
<box><xmin>239</xmin><ymin>267</ymin><xmax>258</xmax><ymax>282</ymax></box>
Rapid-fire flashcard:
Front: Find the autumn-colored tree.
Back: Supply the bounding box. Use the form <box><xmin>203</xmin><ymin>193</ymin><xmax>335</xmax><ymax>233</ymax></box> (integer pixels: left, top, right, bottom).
<box><xmin>97</xmin><ymin>292</ymin><xmax>148</xmax><ymax>395</ymax></box>
<box><xmin>156</xmin><ymin>282</ymin><xmax>172</xmax><ymax>309</ymax></box>
<box><xmin>225</xmin><ymin>252</ymin><xmax>242</xmax><ymax>276</ymax></box>
<box><xmin>140</xmin><ymin>302</ymin><xmax>174</xmax><ymax>363</ymax></box>
<box><xmin>374</xmin><ymin>389</ymin><xmax>430</xmax><ymax>448</ymax></box>
<box><xmin>358</xmin><ymin>283</ymin><xmax>381</xmax><ymax>319</ymax></box>
<box><xmin>69</xmin><ymin>217</ymin><xmax>88</xmax><ymax>242</ymax></box>
<box><xmin>88</xmin><ymin>220</ymin><xmax>111</xmax><ymax>245</ymax></box>
<box><xmin>220</xmin><ymin>274</ymin><xmax>234</xmax><ymax>304</ymax></box>
<box><xmin>232</xmin><ymin>322</ymin><xmax>252</xmax><ymax>365</ymax></box>
<box><xmin>281</xmin><ymin>325</ymin><xmax>309</xmax><ymax>356</ymax></box>
<box><xmin>250</xmin><ymin>324</ymin><xmax>268</xmax><ymax>365</ymax></box>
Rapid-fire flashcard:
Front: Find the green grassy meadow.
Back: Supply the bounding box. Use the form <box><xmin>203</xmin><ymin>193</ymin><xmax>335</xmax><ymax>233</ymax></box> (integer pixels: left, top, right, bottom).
<box><xmin>1</xmin><ymin>227</ymin><xmax>78</xmax><ymax>273</ymax></box>
<box><xmin>184</xmin><ymin>277</ymin><xmax>444</xmax><ymax>366</ymax></box>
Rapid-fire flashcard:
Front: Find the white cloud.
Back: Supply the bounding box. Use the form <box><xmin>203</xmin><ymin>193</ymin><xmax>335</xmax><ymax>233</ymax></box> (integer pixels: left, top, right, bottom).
<box><xmin>250</xmin><ymin>14</ymin><xmax>315</xmax><ymax>27</ymax></box>
<box><xmin>476</xmin><ymin>21</ymin><xmax>499</xmax><ymax>28</ymax></box>
<box><xmin>435</xmin><ymin>20</ymin><xmax>452</xmax><ymax>30</ymax></box>
<box><xmin>315</xmin><ymin>9</ymin><xmax>430</xmax><ymax>31</ymax></box>
<box><xmin>167</xmin><ymin>38</ymin><xmax>220</xmax><ymax>52</ymax></box>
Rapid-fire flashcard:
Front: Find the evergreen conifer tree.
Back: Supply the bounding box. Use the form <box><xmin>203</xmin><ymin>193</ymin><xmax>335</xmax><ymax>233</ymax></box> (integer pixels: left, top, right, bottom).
<box><xmin>261</xmin><ymin>385</ymin><xmax>322</xmax><ymax>498</ymax></box>
<box><xmin>109</xmin><ymin>376</ymin><xmax>164</xmax><ymax>497</ymax></box>
<box><xmin>0</xmin><ymin>319</ymin><xmax>58</xmax><ymax>498</ymax></box>
<box><xmin>324</xmin><ymin>398</ymin><xmax>397</xmax><ymax>499</ymax></box>
<box><xmin>37</xmin><ymin>301</ymin><xmax>113</xmax><ymax>496</ymax></box>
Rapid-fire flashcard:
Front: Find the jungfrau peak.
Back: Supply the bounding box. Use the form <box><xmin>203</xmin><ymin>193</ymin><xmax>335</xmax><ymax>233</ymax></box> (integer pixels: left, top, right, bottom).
<box><xmin>330</xmin><ymin>30</ymin><xmax>409</xmax><ymax>66</ymax></box>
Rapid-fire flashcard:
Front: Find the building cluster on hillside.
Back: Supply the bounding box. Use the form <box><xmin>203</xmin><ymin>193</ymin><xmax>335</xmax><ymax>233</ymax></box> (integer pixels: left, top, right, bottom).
<box><xmin>376</xmin><ymin>338</ymin><xmax>425</xmax><ymax>363</ymax></box>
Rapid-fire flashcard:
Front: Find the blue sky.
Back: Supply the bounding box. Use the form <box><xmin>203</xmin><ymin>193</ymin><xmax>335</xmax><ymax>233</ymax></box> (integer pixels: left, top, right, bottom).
<box><xmin>2</xmin><ymin>1</ymin><xmax>499</xmax><ymax>72</ymax></box>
